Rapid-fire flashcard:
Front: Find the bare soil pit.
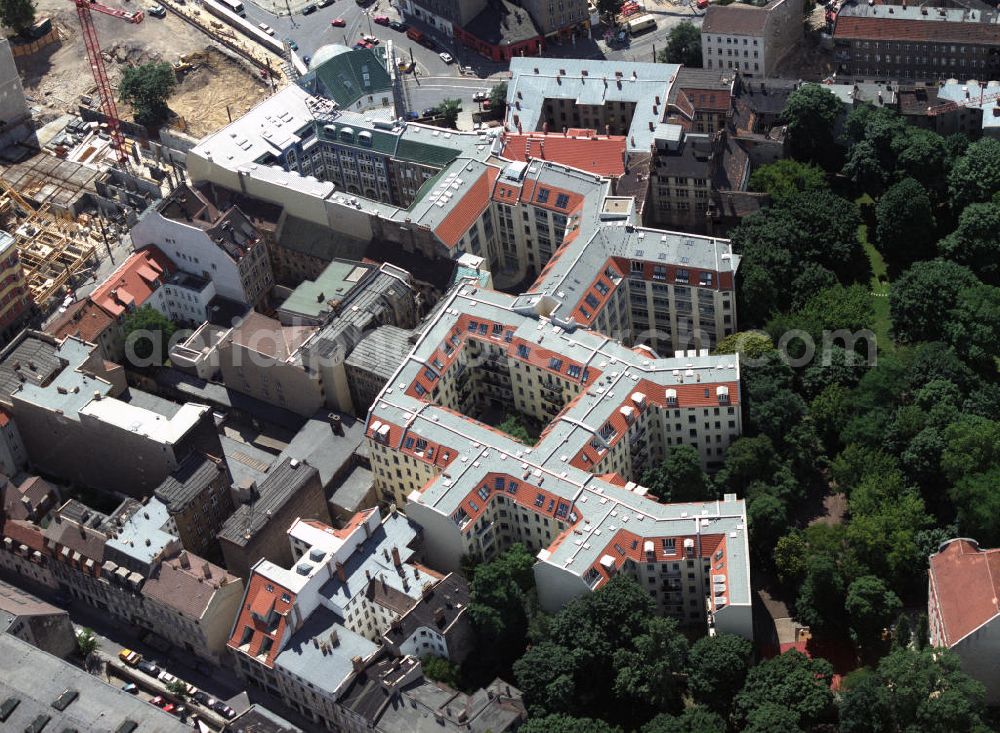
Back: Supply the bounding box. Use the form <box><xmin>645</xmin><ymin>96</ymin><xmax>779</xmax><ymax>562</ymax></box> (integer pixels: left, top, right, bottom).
<box><xmin>16</xmin><ymin>2</ymin><xmax>269</xmax><ymax>138</ymax></box>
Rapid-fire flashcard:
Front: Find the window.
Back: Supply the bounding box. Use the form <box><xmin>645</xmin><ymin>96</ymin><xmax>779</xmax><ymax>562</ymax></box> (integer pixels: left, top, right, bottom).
<box><xmin>555</xmin><ymin>193</ymin><xmax>570</xmax><ymax>209</ymax></box>
<box><xmin>535</xmin><ymin>493</ymin><xmax>546</xmax><ymax>507</ymax></box>
<box><xmin>537</xmin><ymin>187</ymin><xmax>551</xmax><ymax>203</ymax></box>
<box><xmin>676</xmin><ymin>269</ymin><xmax>690</xmax><ymax>284</ymax></box>
<box><xmin>595</xmin><ymin>279</ymin><xmax>610</xmax><ymax>295</ymax></box>
<box><xmin>662</xmin><ymin>538</ymin><xmax>676</xmax><ymax>554</ymax></box>
<box><xmin>567</xmin><ymin>364</ymin><xmax>582</xmax><ymax>379</ymax></box>
<box><xmin>517</xmin><ymin>344</ymin><xmax>531</xmax><ymax>359</ymax></box>
<box><xmin>585</xmin><ymin>293</ymin><xmax>600</xmax><ymax>308</ymax></box>
<box><xmin>548</xmin><ymin>357</ymin><xmax>563</xmax><ymax>371</ymax></box>
<box><xmin>477</xmin><ymin>486</ymin><xmax>490</xmax><ymax>501</ymax></box>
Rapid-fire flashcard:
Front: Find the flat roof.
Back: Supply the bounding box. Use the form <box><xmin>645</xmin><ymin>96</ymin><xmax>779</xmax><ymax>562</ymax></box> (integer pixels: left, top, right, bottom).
<box><xmin>79</xmin><ymin>399</ymin><xmax>208</xmax><ymax>445</ymax></box>
<box><xmin>0</xmin><ymin>633</ymin><xmax>189</xmax><ymax>732</ymax></box>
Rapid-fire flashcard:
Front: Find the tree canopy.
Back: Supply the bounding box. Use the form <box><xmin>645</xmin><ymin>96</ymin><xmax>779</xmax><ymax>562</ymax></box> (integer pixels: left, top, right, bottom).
<box><xmin>659</xmin><ymin>21</ymin><xmax>701</xmax><ymax>67</ymax></box>
<box><xmin>122</xmin><ymin>305</ymin><xmax>175</xmax><ymax>366</ymax></box>
<box><xmin>782</xmin><ymin>83</ymin><xmax>843</xmax><ymax>168</ymax></box>
<box><xmin>118</xmin><ymin>62</ymin><xmax>176</xmax><ymax>126</ymax></box>
<box><xmin>0</xmin><ymin>0</ymin><xmax>36</xmax><ymax>34</ymax></box>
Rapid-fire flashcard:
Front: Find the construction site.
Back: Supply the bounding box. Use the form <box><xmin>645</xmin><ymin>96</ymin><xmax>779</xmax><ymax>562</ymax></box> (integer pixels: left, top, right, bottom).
<box><xmin>0</xmin><ymin>179</ymin><xmax>100</xmax><ymax>312</ymax></box>
<box><xmin>0</xmin><ymin>0</ymin><xmax>284</xmax><ymax>331</ymax></box>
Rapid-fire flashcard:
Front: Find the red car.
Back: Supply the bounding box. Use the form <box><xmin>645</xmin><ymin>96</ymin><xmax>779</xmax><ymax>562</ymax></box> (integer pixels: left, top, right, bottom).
<box><xmin>373</xmin><ymin>14</ymin><xmax>389</xmax><ymax>24</ymax></box>
<box><xmin>331</xmin><ymin>16</ymin><xmax>346</xmax><ymax>26</ymax></box>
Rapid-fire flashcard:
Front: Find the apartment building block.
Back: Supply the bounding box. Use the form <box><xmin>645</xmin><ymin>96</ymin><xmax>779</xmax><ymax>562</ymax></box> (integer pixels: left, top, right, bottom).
<box><xmin>344</xmin><ymin>325</ymin><xmax>415</xmax><ymax>416</ymax></box>
<box><xmin>364</xmin><ymin>275</ymin><xmax>750</xmax><ymax>637</ymax></box>
<box><xmin>297</xmin><ymin>44</ymin><xmax>395</xmax><ymax>114</ymax></box>
<box><xmin>702</xmin><ymin>0</ymin><xmax>803</xmax><ymax>77</ymax></box>
<box><xmin>833</xmin><ymin>2</ymin><xmax>1000</xmax><ymax>81</ymax></box>
<box><xmin>0</xmin><ymin>578</ymin><xmax>76</xmax><ymax>658</ymax></box>
<box><xmin>0</xmin><ymin>230</ymin><xmax>31</xmax><ymax>345</ymax></box>
<box><xmin>928</xmin><ymin>538</ymin><xmax>1000</xmax><ymax>705</ymax></box>
<box><xmin>131</xmin><ymin>183</ymin><xmax>275</xmax><ymax>309</ymax></box>
<box><xmin>153</xmin><ymin>453</ymin><xmax>235</xmax><ymax>559</ymax></box>
<box><xmin>228</xmin><ymin>508</ymin><xmax>474</xmax><ymax>729</ymax></box>
<box><xmin>44</xmin><ymin>299</ymin><xmax>121</xmax><ymax>363</ymax></box>
<box><xmin>218</xmin><ymin>458</ymin><xmax>330</xmax><ymax>579</ymax></box>
<box><xmin>0</xmin><ymin>517</ymin><xmax>56</xmax><ymax>589</ymax></box>
<box><xmin>0</xmin><ymin>332</ymin><xmax>222</xmax><ymax>497</ymax></box>
<box><xmin>35</xmin><ymin>498</ymin><xmax>244</xmax><ymax>663</ymax></box>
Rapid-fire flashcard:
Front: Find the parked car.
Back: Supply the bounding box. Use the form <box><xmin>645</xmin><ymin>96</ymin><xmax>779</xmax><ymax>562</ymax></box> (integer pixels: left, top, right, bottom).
<box><xmin>318</xmin><ymin>0</ymin><xmax>334</xmax><ymax>6</ymax></box>
<box><xmin>137</xmin><ymin>661</ymin><xmax>161</xmax><ymax>677</ymax></box>
<box><xmin>150</xmin><ymin>696</ymin><xmax>165</xmax><ymax>708</ymax></box>
<box><xmin>158</xmin><ymin>671</ymin><xmax>178</xmax><ymax>685</ymax></box>
<box><xmin>121</xmin><ymin>683</ymin><xmax>138</xmax><ymax>694</ymax></box>
<box><xmin>388</xmin><ymin>19</ymin><xmax>407</xmax><ymax>31</ymax></box>
<box><xmin>331</xmin><ymin>16</ymin><xmax>346</xmax><ymax>25</ymax></box>
<box><xmin>148</xmin><ymin>4</ymin><xmax>166</xmax><ymax>17</ymax></box>
<box><xmin>174</xmin><ymin>704</ymin><xmax>188</xmax><ymax>718</ymax></box>
<box><xmin>421</xmin><ymin>106</ymin><xmax>437</xmax><ymax>117</ymax></box>
<box><xmin>118</xmin><ymin>648</ymin><xmax>142</xmax><ymax>667</ymax></box>
<box><xmin>361</xmin><ymin>33</ymin><xmax>379</xmax><ymax>44</ymax></box>
<box><xmin>191</xmin><ymin>691</ymin><xmax>213</xmax><ymax>707</ymax></box>
<box><xmin>481</xmin><ymin>99</ymin><xmax>492</xmax><ymax>110</ymax></box>
<box><xmin>373</xmin><ymin>14</ymin><xmax>389</xmax><ymax>24</ymax></box>
<box><xmin>354</xmin><ymin>40</ymin><xmax>372</xmax><ymax>49</ymax></box>
<box><xmin>258</xmin><ymin>22</ymin><xmax>275</xmax><ymax>35</ymax></box>
<box><xmin>211</xmin><ymin>701</ymin><xmax>236</xmax><ymax>718</ymax></box>
<box><xmin>473</xmin><ymin>90</ymin><xmax>488</xmax><ymax>101</ymax></box>
<box><xmin>439</xmin><ymin>51</ymin><xmax>454</xmax><ymax>64</ymax></box>
<box><xmin>303</xmin><ymin>55</ymin><xmax>311</xmax><ymax>64</ymax></box>
<box><xmin>285</xmin><ymin>38</ymin><xmax>298</xmax><ymax>50</ymax></box>
<box><xmin>302</xmin><ymin>3</ymin><xmax>317</xmax><ymax>12</ymax></box>
<box><xmin>162</xmin><ymin>703</ymin><xmax>175</xmax><ymax>715</ymax></box>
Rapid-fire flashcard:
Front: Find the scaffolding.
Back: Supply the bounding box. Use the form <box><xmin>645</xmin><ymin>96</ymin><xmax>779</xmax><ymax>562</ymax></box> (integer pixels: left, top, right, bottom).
<box><xmin>0</xmin><ymin>179</ymin><xmax>98</xmax><ymax>308</ymax></box>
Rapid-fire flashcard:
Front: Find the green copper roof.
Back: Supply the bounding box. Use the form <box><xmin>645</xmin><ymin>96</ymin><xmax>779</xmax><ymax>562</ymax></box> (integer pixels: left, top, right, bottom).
<box><xmin>300</xmin><ymin>46</ymin><xmax>392</xmax><ymax>109</ymax></box>
<box><xmin>394</xmin><ymin>139</ymin><xmax>461</xmax><ymax>167</ymax></box>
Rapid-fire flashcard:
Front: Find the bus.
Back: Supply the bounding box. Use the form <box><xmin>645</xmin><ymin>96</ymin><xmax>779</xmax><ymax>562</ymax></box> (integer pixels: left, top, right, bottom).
<box><xmin>627</xmin><ymin>14</ymin><xmax>657</xmax><ymax>34</ymax></box>
<box><xmin>217</xmin><ymin>0</ymin><xmax>246</xmax><ymax>16</ymax></box>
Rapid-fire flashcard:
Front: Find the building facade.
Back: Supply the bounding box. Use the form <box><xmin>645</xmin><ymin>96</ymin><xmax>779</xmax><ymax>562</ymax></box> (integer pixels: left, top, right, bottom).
<box><xmin>833</xmin><ymin>2</ymin><xmax>1000</xmax><ymax>81</ymax></box>
<box><xmin>928</xmin><ymin>538</ymin><xmax>1000</xmax><ymax>705</ymax></box>
<box><xmin>702</xmin><ymin>0</ymin><xmax>803</xmax><ymax>77</ymax></box>
<box><xmin>218</xmin><ymin>458</ymin><xmax>330</xmax><ymax>579</ymax></box>
<box><xmin>154</xmin><ymin>453</ymin><xmax>234</xmax><ymax>559</ymax></box>
<box><xmin>0</xmin><ymin>231</ymin><xmax>31</xmax><ymax>346</ymax></box>
<box><xmin>227</xmin><ymin>508</ymin><xmax>473</xmax><ymax>730</ymax></box>
<box><xmin>0</xmin><ymin>333</ymin><xmax>222</xmax><ymax>497</ymax></box>
<box><xmin>130</xmin><ymin>184</ymin><xmax>274</xmax><ymax>309</ymax></box>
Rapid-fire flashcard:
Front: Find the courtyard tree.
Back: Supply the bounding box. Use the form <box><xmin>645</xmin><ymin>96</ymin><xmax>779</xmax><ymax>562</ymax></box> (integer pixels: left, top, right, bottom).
<box><xmin>119</xmin><ymin>61</ymin><xmax>176</xmax><ymax>126</ymax></box>
<box><xmin>658</xmin><ymin>21</ymin><xmax>701</xmax><ymax>67</ymax></box>
<box><xmin>0</xmin><ymin>0</ymin><xmax>35</xmax><ymax>34</ymax></box>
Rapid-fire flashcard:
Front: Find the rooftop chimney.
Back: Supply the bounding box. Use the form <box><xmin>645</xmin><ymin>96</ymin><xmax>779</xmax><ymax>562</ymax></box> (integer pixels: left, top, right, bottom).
<box><xmin>391</xmin><ymin>546</ymin><xmax>401</xmax><ymax>568</ymax></box>
<box><xmin>328</xmin><ymin>413</ymin><xmax>344</xmax><ymax>436</ymax></box>
<box><xmin>336</xmin><ymin>561</ymin><xmax>346</xmax><ymax>583</ymax></box>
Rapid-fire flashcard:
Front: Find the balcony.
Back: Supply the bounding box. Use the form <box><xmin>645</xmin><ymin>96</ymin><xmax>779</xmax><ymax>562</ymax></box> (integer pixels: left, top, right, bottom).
<box><xmin>481</xmin><ymin>358</ymin><xmax>508</xmax><ymax>375</ymax></box>
<box><xmin>540</xmin><ymin>389</ymin><xmax>563</xmax><ymax>407</ymax></box>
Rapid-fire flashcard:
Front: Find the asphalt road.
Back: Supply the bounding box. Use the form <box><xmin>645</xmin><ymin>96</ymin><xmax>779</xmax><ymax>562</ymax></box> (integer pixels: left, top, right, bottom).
<box><xmin>237</xmin><ymin>0</ymin><xmax>702</xmax><ymax>127</ymax></box>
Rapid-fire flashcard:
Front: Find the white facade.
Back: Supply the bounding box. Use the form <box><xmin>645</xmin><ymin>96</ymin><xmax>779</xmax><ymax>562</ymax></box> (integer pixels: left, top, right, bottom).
<box><xmin>131</xmin><ymin>210</ymin><xmax>271</xmax><ymax>308</ymax></box>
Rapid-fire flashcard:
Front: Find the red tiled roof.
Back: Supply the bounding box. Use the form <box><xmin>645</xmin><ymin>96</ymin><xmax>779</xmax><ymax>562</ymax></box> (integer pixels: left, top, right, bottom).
<box><xmin>682</xmin><ymin>87</ymin><xmax>732</xmax><ymax>112</ymax></box>
<box><xmin>228</xmin><ymin>571</ymin><xmax>295</xmax><ymax>667</ymax></box>
<box><xmin>1</xmin><ymin>519</ymin><xmax>47</xmax><ymax>553</ymax></box>
<box><xmin>435</xmin><ymin>167</ymin><xmax>500</xmax><ymax>247</ymax></box>
<box><xmin>833</xmin><ymin>15</ymin><xmax>1000</xmax><ymax>44</ymax></box>
<box><xmin>90</xmin><ymin>246</ymin><xmax>175</xmax><ymax>319</ymax></box>
<box><xmin>46</xmin><ymin>300</ymin><xmax>116</xmax><ymax>345</ymax></box>
<box><xmin>499</xmin><ymin>132</ymin><xmax>627</xmax><ymax>177</ymax></box>
<box><xmin>929</xmin><ymin>538</ymin><xmax>1000</xmax><ymax>646</ymax></box>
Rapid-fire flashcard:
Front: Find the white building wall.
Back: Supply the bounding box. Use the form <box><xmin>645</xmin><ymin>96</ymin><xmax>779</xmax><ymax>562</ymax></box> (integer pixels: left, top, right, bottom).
<box><xmin>131</xmin><ymin>213</ymin><xmax>247</xmax><ymax>304</ymax></box>
<box><xmin>0</xmin><ymin>39</ymin><xmax>29</xmax><ymax>126</ymax></box>
<box><xmin>950</xmin><ymin>620</ymin><xmax>1000</xmax><ymax>706</ymax></box>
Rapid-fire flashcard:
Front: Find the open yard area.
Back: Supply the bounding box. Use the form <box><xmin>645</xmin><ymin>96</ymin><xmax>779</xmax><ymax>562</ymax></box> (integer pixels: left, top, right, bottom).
<box><xmin>856</xmin><ymin>194</ymin><xmax>894</xmax><ymax>355</ymax></box>
<box><xmin>16</xmin><ymin>0</ymin><xmax>270</xmax><ymax>137</ymax></box>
